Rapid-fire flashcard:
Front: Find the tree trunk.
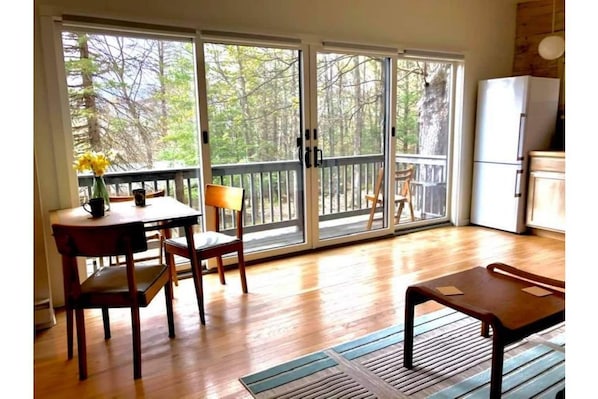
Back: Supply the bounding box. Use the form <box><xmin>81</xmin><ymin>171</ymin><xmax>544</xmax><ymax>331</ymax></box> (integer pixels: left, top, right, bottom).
<box><xmin>418</xmin><ymin>65</ymin><xmax>449</xmax><ymax>157</ymax></box>
<box><xmin>79</xmin><ymin>34</ymin><xmax>101</xmax><ymax>150</ymax></box>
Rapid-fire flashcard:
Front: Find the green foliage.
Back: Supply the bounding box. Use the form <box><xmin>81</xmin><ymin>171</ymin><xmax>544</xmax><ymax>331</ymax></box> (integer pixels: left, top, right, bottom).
<box><xmin>316</xmin><ymin>53</ymin><xmax>385</xmax><ymax>157</ymax></box>
<box><xmin>63</xmin><ymin>32</ymin><xmax>199</xmax><ymax>169</ymax></box>
<box><xmin>396</xmin><ymin>60</ymin><xmax>423</xmax><ymax>154</ymax></box>
<box><xmin>204</xmin><ymin>43</ymin><xmax>300</xmax><ymax>164</ymax></box>
<box><xmin>63</xmin><ymin>30</ymin><xmax>449</xmax><ymax>172</ymax></box>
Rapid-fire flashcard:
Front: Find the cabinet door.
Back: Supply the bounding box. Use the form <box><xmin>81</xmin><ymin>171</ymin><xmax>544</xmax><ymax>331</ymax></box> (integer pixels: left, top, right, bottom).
<box><xmin>526</xmin><ymin>171</ymin><xmax>565</xmax><ymax>232</ymax></box>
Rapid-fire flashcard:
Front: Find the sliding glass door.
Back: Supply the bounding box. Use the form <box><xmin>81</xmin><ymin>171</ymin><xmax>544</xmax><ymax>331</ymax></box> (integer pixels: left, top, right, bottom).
<box><xmin>202</xmin><ymin>42</ymin><xmax>307</xmax><ymax>255</ymax></box>
<box><xmin>311</xmin><ymin>50</ymin><xmax>392</xmax><ymax>242</ymax></box>
<box><xmin>48</xmin><ymin>14</ymin><xmax>461</xmax><ymax>264</ymax></box>
<box><xmin>60</xmin><ymin>26</ymin><xmax>201</xmax><ymax>206</ymax></box>
<box><xmin>394</xmin><ymin>57</ymin><xmax>455</xmax><ymax>227</ymax></box>
<box><xmin>58</xmin><ymin>21</ymin><xmax>203</xmax><ymax>275</ymax></box>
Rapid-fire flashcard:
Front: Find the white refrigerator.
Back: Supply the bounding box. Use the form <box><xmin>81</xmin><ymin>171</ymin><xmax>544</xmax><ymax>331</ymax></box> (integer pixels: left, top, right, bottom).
<box><xmin>470</xmin><ymin>75</ymin><xmax>560</xmax><ymax>233</ymax></box>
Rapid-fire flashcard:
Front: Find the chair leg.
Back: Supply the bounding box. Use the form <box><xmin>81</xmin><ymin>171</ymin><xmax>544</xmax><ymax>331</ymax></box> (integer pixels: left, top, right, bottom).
<box><xmin>162</xmin><ymin>229</ymin><xmax>177</xmax><ymax>287</ymax></box>
<box><xmin>75</xmin><ymin>308</ymin><xmax>87</xmax><ymax>380</ymax></box>
<box><xmin>183</xmin><ymin>225</ymin><xmax>205</xmax><ymax>325</ymax></box>
<box><xmin>66</xmin><ymin>306</ymin><xmax>74</xmax><ymax>359</ymax></box>
<box><xmin>366</xmin><ymin>200</ymin><xmax>377</xmax><ymax>230</ymax></box>
<box><xmin>158</xmin><ymin>235</ymin><xmax>164</xmax><ymax>264</ymax></box>
<box><xmin>102</xmin><ymin>307</ymin><xmax>111</xmax><ymax>339</ymax></box>
<box><xmin>164</xmin><ymin>250</ymin><xmax>177</xmax><ymax>301</ymax></box>
<box><xmin>190</xmin><ymin>255</ymin><xmax>205</xmax><ymax>325</ymax></box>
<box><xmin>163</xmin><ymin>237</ymin><xmax>178</xmax><ymax>288</ymax></box>
<box><xmin>408</xmin><ymin>201</ymin><xmax>415</xmax><ymax>222</ymax></box>
<box><xmin>238</xmin><ymin>250</ymin><xmax>248</xmax><ymax>294</ymax></box>
<box><xmin>130</xmin><ymin>307</ymin><xmax>142</xmax><ymax>379</ymax></box>
<box><xmin>217</xmin><ymin>256</ymin><xmax>226</xmax><ymax>285</ymax></box>
<box><xmin>164</xmin><ymin>281</ymin><xmax>175</xmax><ymax>338</ymax></box>
<box><xmin>396</xmin><ymin>202</ymin><xmax>405</xmax><ymax>223</ymax></box>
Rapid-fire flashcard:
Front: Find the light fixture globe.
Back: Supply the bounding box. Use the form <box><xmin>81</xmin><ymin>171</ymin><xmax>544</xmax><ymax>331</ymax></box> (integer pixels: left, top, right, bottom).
<box><xmin>538</xmin><ymin>35</ymin><xmax>565</xmax><ymax>60</ymax></box>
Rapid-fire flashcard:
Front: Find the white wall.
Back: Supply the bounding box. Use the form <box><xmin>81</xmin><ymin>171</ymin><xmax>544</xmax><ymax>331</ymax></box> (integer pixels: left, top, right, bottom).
<box><xmin>34</xmin><ymin>0</ymin><xmax>519</xmax><ymax>306</ymax></box>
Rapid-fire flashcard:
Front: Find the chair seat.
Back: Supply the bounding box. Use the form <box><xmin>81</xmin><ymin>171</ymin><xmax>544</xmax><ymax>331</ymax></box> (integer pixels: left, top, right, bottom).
<box><xmin>365</xmin><ymin>193</ymin><xmax>408</xmax><ymax>203</ymax></box>
<box><xmin>165</xmin><ymin>232</ymin><xmax>240</xmax><ymax>251</ymax></box>
<box><xmin>80</xmin><ymin>265</ymin><xmax>170</xmax><ymax>307</ymax></box>
<box><xmin>365</xmin><ymin>193</ymin><xmax>377</xmax><ymax>202</ymax></box>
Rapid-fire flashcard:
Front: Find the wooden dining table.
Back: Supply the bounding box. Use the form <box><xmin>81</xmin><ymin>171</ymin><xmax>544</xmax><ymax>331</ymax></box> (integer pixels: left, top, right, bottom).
<box><xmin>50</xmin><ymin>196</ymin><xmax>207</xmax><ymax>324</ymax></box>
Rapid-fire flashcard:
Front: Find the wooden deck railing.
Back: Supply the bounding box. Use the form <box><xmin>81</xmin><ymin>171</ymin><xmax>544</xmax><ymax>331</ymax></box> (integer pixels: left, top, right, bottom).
<box><xmin>78</xmin><ymin>154</ymin><xmax>448</xmax><ymax>232</ymax></box>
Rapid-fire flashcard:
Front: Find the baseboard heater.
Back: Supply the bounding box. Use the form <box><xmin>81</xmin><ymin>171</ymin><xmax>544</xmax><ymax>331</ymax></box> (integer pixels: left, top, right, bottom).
<box><xmin>35</xmin><ymin>298</ymin><xmax>56</xmax><ymax>331</ymax></box>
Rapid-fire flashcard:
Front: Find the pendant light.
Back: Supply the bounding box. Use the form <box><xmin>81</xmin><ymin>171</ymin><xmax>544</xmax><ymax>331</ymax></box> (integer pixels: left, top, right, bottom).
<box><xmin>538</xmin><ymin>0</ymin><xmax>565</xmax><ymax>60</ymax></box>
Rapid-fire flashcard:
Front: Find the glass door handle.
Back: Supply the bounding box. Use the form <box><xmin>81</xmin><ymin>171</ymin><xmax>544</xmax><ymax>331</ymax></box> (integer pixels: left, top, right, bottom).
<box><xmin>297</xmin><ymin>136</ymin><xmax>303</xmax><ymax>163</ymax></box>
<box><xmin>314</xmin><ymin>146</ymin><xmax>323</xmax><ymax>167</ymax></box>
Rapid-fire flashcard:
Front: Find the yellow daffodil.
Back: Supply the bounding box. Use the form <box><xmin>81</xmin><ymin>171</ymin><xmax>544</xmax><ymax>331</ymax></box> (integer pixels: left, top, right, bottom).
<box><xmin>73</xmin><ymin>151</ymin><xmax>111</xmax><ymax>176</ymax></box>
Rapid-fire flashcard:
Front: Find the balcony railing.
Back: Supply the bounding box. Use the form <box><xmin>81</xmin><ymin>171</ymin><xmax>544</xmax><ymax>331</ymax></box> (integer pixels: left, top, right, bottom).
<box><xmin>78</xmin><ymin>154</ymin><xmax>447</xmax><ymax>235</ymax></box>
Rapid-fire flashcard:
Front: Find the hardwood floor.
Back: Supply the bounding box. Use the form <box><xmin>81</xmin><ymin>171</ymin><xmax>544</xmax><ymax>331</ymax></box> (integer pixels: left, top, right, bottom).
<box><xmin>34</xmin><ymin>226</ymin><xmax>565</xmax><ymax>398</ymax></box>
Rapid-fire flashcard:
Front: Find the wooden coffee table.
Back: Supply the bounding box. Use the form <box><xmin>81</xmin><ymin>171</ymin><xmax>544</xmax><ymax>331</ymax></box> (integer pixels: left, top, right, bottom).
<box><xmin>403</xmin><ymin>263</ymin><xmax>565</xmax><ymax>399</ymax></box>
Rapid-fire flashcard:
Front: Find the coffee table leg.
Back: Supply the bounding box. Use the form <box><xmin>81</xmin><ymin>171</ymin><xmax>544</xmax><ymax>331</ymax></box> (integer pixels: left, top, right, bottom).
<box><xmin>403</xmin><ymin>288</ymin><xmax>415</xmax><ymax>369</ymax></box>
<box><xmin>480</xmin><ymin>321</ymin><xmax>490</xmax><ymax>337</ymax></box>
<box><xmin>490</xmin><ymin>333</ymin><xmax>504</xmax><ymax>399</ymax></box>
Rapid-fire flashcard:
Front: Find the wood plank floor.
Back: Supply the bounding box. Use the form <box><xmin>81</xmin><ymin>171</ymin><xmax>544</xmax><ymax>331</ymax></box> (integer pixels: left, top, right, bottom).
<box><xmin>34</xmin><ymin>225</ymin><xmax>565</xmax><ymax>399</ymax></box>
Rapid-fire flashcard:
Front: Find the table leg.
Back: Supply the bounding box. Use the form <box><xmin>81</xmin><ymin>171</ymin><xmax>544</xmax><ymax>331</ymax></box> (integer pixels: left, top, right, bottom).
<box><xmin>184</xmin><ymin>225</ymin><xmax>205</xmax><ymax>325</ymax></box>
<box><xmin>66</xmin><ymin>306</ymin><xmax>73</xmax><ymax>359</ymax></box>
<box><xmin>75</xmin><ymin>308</ymin><xmax>88</xmax><ymax>380</ymax></box>
<box><xmin>403</xmin><ymin>288</ymin><xmax>416</xmax><ymax>369</ymax></box>
<box><xmin>489</xmin><ymin>331</ymin><xmax>505</xmax><ymax>399</ymax></box>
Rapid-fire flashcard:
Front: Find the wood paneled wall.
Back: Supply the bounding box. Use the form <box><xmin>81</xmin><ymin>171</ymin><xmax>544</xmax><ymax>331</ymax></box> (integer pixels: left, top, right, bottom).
<box><xmin>513</xmin><ymin>0</ymin><xmax>565</xmax><ymax>79</ymax></box>
<box><xmin>513</xmin><ymin>0</ymin><xmax>565</xmax><ymax>149</ymax></box>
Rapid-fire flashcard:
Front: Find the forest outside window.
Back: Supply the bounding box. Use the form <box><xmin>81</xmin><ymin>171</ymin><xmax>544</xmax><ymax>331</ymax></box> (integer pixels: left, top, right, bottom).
<box><xmin>61</xmin><ymin>26</ymin><xmax>201</xmax><ymax>206</ymax></box>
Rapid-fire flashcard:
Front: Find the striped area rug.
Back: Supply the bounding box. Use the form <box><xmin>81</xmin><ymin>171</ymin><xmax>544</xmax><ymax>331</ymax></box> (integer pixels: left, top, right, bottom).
<box><xmin>240</xmin><ymin>308</ymin><xmax>565</xmax><ymax>398</ymax></box>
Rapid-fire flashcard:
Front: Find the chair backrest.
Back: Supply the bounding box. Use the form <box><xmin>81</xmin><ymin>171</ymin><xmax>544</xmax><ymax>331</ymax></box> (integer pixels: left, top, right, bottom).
<box><xmin>371</xmin><ymin>166</ymin><xmax>414</xmax><ymax>200</ymax></box>
<box><xmin>395</xmin><ymin>167</ymin><xmax>414</xmax><ymax>197</ymax></box>
<box><xmin>109</xmin><ymin>189</ymin><xmax>166</xmax><ymax>203</ymax></box>
<box><xmin>204</xmin><ymin>184</ymin><xmax>245</xmax><ymax>238</ymax></box>
<box><xmin>52</xmin><ymin>222</ymin><xmax>148</xmax><ymax>258</ymax></box>
<box><xmin>371</xmin><ymin>166</ymin><xmax>385</xmax><ymax>202</ymax></box>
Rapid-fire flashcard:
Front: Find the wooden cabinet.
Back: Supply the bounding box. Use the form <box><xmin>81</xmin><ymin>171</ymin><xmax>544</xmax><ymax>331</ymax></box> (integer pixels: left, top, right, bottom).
<box><xmin>526</xmin><ymin>151</ymin><xmax>565</xmax><ymax>235</ymax></box>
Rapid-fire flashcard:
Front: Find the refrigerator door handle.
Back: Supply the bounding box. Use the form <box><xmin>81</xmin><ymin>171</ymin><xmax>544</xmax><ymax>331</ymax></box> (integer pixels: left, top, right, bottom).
<box><xmin>517</xmin><ymin>113</ymin><xmax>527</xmax><ymax>161</ymax></box>
<box><xmin>514</xmin><ymin>169</ymin><xmax>523</xmax><ymax>198</ymax></box>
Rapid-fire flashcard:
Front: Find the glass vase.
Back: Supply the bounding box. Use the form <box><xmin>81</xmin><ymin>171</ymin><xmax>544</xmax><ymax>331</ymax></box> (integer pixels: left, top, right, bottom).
<box><xmin>92</xmin><ymin>175</ymin><xmax>110</xmax><ymax>210</ymax></box>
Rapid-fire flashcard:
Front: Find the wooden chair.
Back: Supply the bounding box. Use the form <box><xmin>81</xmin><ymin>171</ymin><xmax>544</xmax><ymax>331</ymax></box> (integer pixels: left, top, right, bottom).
<box><xmin>164</xmin><ymin>184</ymin><xmax>248</xmax><ymax>324</ymax></box>
<box><xmin>365</xmin><ymin>166</ymin><xmax>415</xmax><ymax>229</ymax></box>
<box><xmin>51</xmin><ymin>222</ymin><xmax>175</xmax><ymax>380</ymax></box>
<box><xmin>108</xmin><ymin>189</ymin><xmax>177</xmax><ymax>285</ymax></box>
